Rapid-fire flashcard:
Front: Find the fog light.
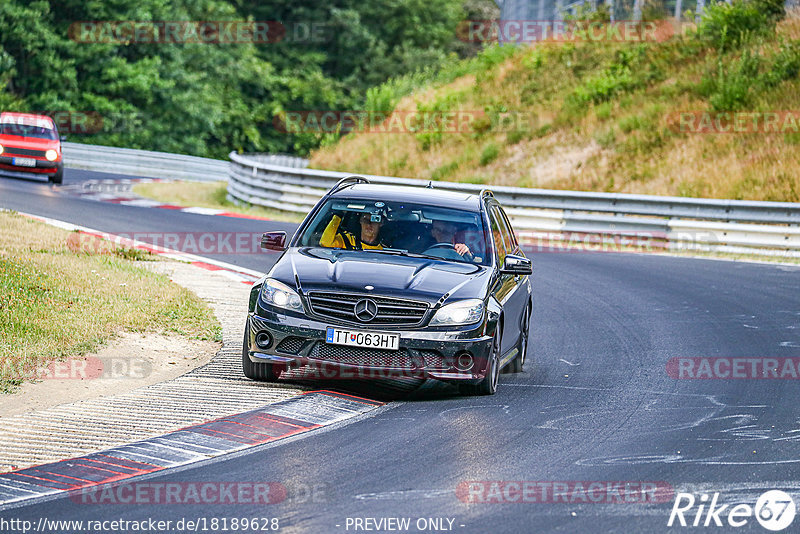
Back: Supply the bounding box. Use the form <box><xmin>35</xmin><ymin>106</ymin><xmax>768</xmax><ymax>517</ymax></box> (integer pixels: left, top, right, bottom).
<box><xmin>455</xmin><ymin>352</ymin><xmax>474</xmax><ymax>371</ymax></box>
<box><xmin>255</xmin><ymin>332</ymin><xmax>272</xmax><ymax>350</ymax></box>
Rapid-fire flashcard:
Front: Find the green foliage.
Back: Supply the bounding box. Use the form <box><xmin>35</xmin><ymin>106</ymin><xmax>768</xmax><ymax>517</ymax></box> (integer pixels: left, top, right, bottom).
<box><xmin>505</xmin><ymin>129</ymin><xmax>525</xmax><ymax>145</ymax></box>
<box><xmin>0</xmin><ymin>0</ymin><xmax>478</xmax><ymax>157</ymax></box>
<box><xmin>414</xmin><ymin>90</ymin><xmax>469</xmax><ymax>150</ymax></box>
<box><xmin>594</xmin><ymin>102</ymin><xmax>612</xmax><ymax>121</ymax></box>
<box><xmin>594</xmin><ymin>127</ymin><xmax>616</xmax><ymax>149</ymax></box>
<box><xmin>695</xmin><ymin>0</ymin><xmax>775</xmax><ymax>51</ymax></box>
<box><xmin>365</xmin><ymin>43</ymin><xmax>517</xmax><ymax>124</ymax></box>
<box><xmin>698</xmin><ymin>42</ymin><xmax>800</xmax><ymax>111</ymax></box>
<box><xmin>752</xmin><ymin>0</ymin><xmax>786</xmax><ymax>23</ymax></box>
<box><xmin>701</xmin><ymin>51</ymin><xmax>762</xmax><ymax>110</ymax></box>
<box><xmin>431</xmin><ymin>160</ymin><xmax>459</xmax><ymax>180</ymax></box>
<box><xmin>564</xmin><ymin>2</ymin><xmax>612</xmax><ymax>22</ymax></box>
<box><xmin>567</xmin><ymin>45</ymin><xmax>661</xmax><ymax>109</ymax></box>
<box><xmin>479</xmin><ymin>142</ymin><xmax>499</xmax><ymax>165</ymax></box>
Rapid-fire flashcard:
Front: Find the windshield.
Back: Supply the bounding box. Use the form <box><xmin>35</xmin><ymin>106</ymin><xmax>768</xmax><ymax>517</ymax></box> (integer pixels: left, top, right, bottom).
<box><xmin>299</xmin><ymin>197</ymin><xmax>490</xmax><ymax>265</ymax></box>
<box><xmin>0</xmin><ymin>122</ymin><xmax>58</xmax><ymax>140</ymax></box>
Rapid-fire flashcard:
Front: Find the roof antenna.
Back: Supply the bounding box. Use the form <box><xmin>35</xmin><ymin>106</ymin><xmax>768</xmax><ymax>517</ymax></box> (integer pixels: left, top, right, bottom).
<box><xmin>426</xmin><ymin>181</ymin><xmax>433</xmax><ymax>189</ymax></box>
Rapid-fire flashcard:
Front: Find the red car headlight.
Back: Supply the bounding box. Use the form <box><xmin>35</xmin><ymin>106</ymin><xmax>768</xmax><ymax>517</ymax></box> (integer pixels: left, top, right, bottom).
<box><xmin>45</xmin><ymin>149</ymin><xmax>58</xmax><ymax>161</ymax></box>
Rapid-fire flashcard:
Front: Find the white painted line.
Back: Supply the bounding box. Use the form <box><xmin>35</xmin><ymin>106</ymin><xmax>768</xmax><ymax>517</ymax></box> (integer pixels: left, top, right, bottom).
<box><xmin>181</xmin><ymin>207</ymin><xmax>227</xmax><ymax>215</ymax></box>
<box><xmin>118</xmin><ymin>199</ymin><xmax>165</xmax><ymax>207</ymax></box>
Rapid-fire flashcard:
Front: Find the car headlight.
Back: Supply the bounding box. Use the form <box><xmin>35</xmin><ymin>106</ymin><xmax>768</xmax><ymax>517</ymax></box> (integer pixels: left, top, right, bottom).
<box><xmin>45</xmin><ymin>149</ymin><xmax>58</xmax><ymax>161</ymax></box>
<box><xmin>260</xmin><ymin>278</ymin><xmax>303</xmax><ymax>313</ymax></box>
<box><xmin>430</xmin><ymin>299</ymin><xmax>485</xmax><ymax>326</ymax></box>
<box><xmin>0</xmin><ymin>144</ymin><xmax>4</xmax><ymax>155</ymax></box>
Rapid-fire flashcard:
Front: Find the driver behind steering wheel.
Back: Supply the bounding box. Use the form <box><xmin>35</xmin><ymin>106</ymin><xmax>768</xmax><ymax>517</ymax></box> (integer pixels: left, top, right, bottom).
<box><xmin>428</xmin><ymin>220</ymin><xmax>473</xmax><ymax>260</ymax></box>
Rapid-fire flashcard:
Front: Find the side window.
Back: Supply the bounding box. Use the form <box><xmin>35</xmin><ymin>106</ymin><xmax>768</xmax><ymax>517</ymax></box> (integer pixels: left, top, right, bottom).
<box><xmin>488</xmin><ymin>205</ymin><xmax>508</xmax><ymax>265</ymax></box>
<box><xmin>491</xmin><ymin>206</ymin><xmax>514</xmax><ymax>257</ymax></box>
<box><xmin>497</xmin><ymin>207</ymin><xmax>518</xmax><ymax>251</ymax></box>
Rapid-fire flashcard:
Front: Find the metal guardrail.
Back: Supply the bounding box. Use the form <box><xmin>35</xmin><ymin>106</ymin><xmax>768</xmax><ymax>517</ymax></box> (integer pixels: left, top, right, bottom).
<box><xmin>228</xmin><ymin>151</ymin><xmax>800</xmax><ymax>257</ymax></box>
<box><xmin>63</xmin><ymin>142</ymin><xmax>228</xmax><ymax>182</ymax></box>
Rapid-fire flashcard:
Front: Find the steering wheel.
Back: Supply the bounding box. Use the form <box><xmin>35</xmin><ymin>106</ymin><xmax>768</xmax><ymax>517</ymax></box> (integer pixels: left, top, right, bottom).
<box><xmin>424</xmin><ymin>242</ymin><xmax>458</xmax><ymax>251</ymax></box>
<box><xmin>423</xmin><ymin>242</ymin><xmax>474</xmax><ymax>262</ymax></box>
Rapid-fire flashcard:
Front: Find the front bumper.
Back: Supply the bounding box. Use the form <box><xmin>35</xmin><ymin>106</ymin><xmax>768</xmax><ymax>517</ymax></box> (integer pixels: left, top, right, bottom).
<box><xmin>0</xmin><ymin>158</ymin><xmax>61</xmax><ymax>177</ymax></box>
<box><xmin>246</xmin><ymin>310</ymin><xmax>494</xmax><ymax>382</ymax></box>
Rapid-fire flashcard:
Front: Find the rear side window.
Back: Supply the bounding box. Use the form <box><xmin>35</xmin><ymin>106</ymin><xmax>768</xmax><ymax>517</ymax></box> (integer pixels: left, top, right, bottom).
<box><xmin>496</xmin><ymin>206</ymin><xmax>518</xmax><ymax>251</ymax></box>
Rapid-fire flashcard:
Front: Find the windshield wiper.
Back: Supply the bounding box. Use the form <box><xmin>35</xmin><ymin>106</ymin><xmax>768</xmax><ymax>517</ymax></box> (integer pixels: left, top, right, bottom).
<box><xmin>368</xmin><ymin>248</ymin><xmax>426</xmax><ymax>258</ymax></box>
<box><xmin>371</xmin><ymin>248</ymin><xmax>475</xmax><ymax>264</ymax></box>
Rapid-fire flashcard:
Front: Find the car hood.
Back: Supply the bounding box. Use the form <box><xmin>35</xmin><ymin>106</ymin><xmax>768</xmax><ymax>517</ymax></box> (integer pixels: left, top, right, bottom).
<box><xmin>269</xmin><ymin>247</ymin><xmax>491</xmax><ymax>305</ymax></box>
<box><xmin>0</xmin><ymin>135</ymin><xmax>60</xmax><ymax>151</ymax></box>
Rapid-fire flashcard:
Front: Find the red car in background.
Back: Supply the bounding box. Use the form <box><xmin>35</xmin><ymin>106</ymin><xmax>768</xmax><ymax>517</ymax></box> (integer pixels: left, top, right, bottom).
<box><xmin>0</xmin><ymin>112</ymin><xmax>64</xmax><ymax>184</ymax></box>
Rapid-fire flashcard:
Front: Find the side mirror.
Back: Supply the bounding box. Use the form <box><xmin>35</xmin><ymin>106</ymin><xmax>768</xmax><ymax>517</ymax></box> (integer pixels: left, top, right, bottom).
<box><xmin>260</xmin><ymin>231</ymin><xmax>286</xmax><ymax>251</ymax></box>
<box><xmin>60</xmin><ymin>135</ymin><xmax>67</xmax><ymax>142</ymax></box>
<box><xmin>501</xmin><ymin>254</ymin><xmax>532</xmax><ymax>275</ymax></box>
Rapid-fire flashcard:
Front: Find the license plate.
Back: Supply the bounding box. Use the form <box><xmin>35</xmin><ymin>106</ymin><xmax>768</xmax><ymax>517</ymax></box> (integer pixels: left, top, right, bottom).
<box><xmin>12</xmin><ymin>157</ymin><xmax>36</xmax><ymax>167</ymax></box>
<box><xmin>326</xmin><ymin>327</ymin><xmax>399</xmax><ymax>351</ymax></box>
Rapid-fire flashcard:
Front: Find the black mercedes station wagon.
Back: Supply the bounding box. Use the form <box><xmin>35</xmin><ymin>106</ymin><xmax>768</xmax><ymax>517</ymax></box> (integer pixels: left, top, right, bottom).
<box><xmin>243</xmin><ymin>177</ymin><xmax>532</xmax><ymax>395</ymax></box>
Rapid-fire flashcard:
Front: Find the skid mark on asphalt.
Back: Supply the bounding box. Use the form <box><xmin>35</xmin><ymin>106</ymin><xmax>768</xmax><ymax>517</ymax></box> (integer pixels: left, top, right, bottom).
<box><xmin>438</xmin><ymin>405</ymin><xmax>512</xmax><ymax>422</ymax></box>
<box><xmin>500</xmin><ymin>383</ymin><xmax>800</xmax><ymax>465</ymax></box>
<box><xmin>0</xmin><ymin>391</ymin><xmax>382</xmax><ymax>508</ymax></box>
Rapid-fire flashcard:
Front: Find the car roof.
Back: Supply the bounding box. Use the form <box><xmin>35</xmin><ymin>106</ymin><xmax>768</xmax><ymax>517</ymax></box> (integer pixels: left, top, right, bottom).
<box><xmin>0</xmin><ymin>112</ymin><xmax>55</xmax><ymax>128</ymax></box>
<box><xmin>331</xmin><ymin>183</ymin><xmax>483</xmax><ymax>210</ymax></box>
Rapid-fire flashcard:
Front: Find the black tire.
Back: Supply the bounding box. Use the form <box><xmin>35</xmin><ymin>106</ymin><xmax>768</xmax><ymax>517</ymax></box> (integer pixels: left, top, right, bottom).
<box><xmin>509</xmin><ymin>304</ymin><xmax>530</xmax><ymax>373</ymax></box>
<box><xmin>49</xmin><ymin>164</ymin><xmax>63</xmax><ymax>185</ymax></box>
<box><xmin>241</xmin><ymin>323</ymin><xmax>282</xmax><ymax>382</ymax></box>
<box><xmin>460</xmin><ymin>332</ymin><xmax>500</xmax><ymax>396</ymax></box>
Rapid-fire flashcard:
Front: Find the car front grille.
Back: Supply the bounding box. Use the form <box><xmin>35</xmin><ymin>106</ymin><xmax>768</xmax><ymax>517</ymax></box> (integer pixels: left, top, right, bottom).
<box><xmin>3</xmin><ymin>147</ymin><xmax>46</xmax><ymax>157</ymax></box>
<box><xmin>275</xmin><ymin>336</ymin><xmax>306</xmax><ymax>354</ymax></box>
<box><xmin>416</xmin><ymin>349</ymin><xmax>449</xmax><ymax>370</ymax></box>
<box><xmin>307</xmin><ymin>292</ymin><xmax>428</xmax><ymax>326</ymax></box>
<box><xmin>310</xmin><ymin>343</ymin><xmax>415</xmax><ymax>368</ymax></box>
<box><xmin>308</xmin><ymin>343</ymin><xmax>449</xmax><ymax>370</ymax></box>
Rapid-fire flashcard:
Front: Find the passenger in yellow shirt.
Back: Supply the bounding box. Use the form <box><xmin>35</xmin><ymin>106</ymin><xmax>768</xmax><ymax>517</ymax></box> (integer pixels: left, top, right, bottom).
<box><xmin>320</xmin><ymin>212</ymin><xmax>385</xmax><ymax>250</ymax></box>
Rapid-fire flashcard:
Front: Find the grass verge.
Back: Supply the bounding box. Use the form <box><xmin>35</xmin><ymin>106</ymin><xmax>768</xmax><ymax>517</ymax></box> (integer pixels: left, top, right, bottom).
<box><xmin>0</xmin><ymin>211</ymin><xmax>222</xmax><ymax>393</ymax></box>
<box><xmin>132</xmin><ymin>181</ymin><xmax>304</xmax><ymax>223</ymax></box>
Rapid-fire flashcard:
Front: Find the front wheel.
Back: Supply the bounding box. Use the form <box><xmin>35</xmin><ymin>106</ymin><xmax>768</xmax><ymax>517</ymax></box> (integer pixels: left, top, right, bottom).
<box><xmin>49</xmin><ymin>164</ymin><xmax>63</xmax><ymax>185</ymax></box>
<box><xmin>460</xmin><ymin>333</ymin><xmax>500</xmax><ymax>396</ymax></box>
<box><xmin>242</xmin><ymin>323</ymin><xmax>282</xmax><ymax>382</ymax></box>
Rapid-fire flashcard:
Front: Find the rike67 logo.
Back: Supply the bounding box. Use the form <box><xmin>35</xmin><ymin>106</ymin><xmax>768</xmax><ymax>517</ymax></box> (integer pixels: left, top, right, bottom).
<box><xmin>668</xmin><ymin>490</ymin><xmax>796</xmax><ymax>531</ymax></box>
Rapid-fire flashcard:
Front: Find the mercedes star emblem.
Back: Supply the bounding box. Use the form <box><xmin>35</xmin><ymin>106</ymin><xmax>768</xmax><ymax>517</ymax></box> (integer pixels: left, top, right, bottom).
<box><xmin>354</xmin><ymin>298</ymin><xmax>379</xmax><ymax>322</ymax></box>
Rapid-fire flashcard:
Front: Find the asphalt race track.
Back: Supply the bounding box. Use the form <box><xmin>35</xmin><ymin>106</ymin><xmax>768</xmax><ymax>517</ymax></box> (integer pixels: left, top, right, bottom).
<box><xmin>1</xmin><ymin>170</ymin><xmax>799</xmax><ymax>533</ymax></box>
